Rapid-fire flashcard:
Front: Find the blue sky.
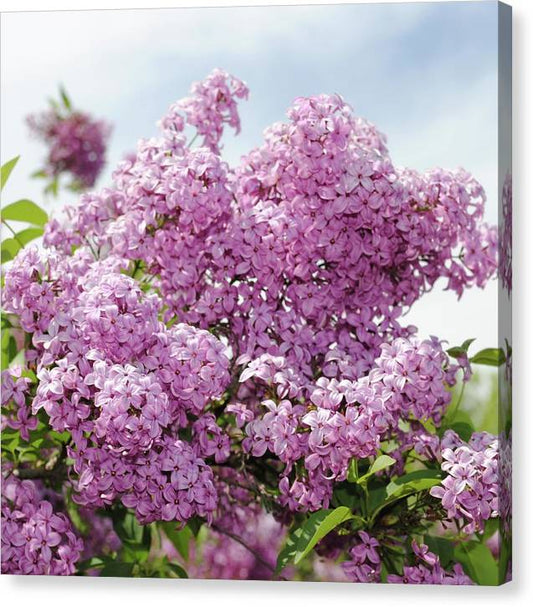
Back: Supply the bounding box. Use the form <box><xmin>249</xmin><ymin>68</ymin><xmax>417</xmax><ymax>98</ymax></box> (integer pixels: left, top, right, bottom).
<box><xmin>1</xmin><ymin>1</ymin><xmax>500</xmax><ymax>349</ymax></box>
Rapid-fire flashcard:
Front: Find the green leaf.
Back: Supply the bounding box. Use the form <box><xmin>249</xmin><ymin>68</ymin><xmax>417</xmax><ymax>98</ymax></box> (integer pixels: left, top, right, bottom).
<box><xmin>99</xmin><ymin>561</ymin><xmax>134</xmax><ymax>577</ymax></box>
<box><xmin>447</xmin><ymin>338</ymin><xmax>476</xmax><ymax>359</ymax></box>
<box><xmin>332</xmin><ymin>484</ymin><xmax>359</xmax><ymax>510</ymax></box>
<box><xmin>16</xmin><ymin>227</ymin><xmax>44</xmax><ymax>245</ymax></box>
<box><xmin>76</xmin><ymin>557</ymin><xmax>106</xmax><ymax>571</ymax></box>
<box><xmin>167</xmin><ymin>562</ymin><xmax>188</xmax><ymax>578</ymax></box>
<box><xmin>276</xmin><ymin>507</ymin><xmax>353</xmax><ymax>572</ymax></box>
<box><xmin>294</xmin><ymin>506</ymin><xmax>353</xmax><ymax>564</ymax></box>
<box><xmin>470</xmin><ymin>348</ymin><xmax>506</xmax><ymax>367</ymax></box>
<box><xmin>498</xmin><ymin>533</ymin><xmax>511</xmax><ymax>585</ymax></box>
<box><xmin>275</xmin><ymin>527</ymin><xmax>302</xmax><ymax>574</ymax></box>
<box><xmin>1</xmin><ymin>156</ymin><xmax>19</xmax><ymax>191</ymax></box>
<box><xmin>59</xmin><ymin>85</ymin><xmax>72</xmax><ymax>111</ymax></box>
<box><xmin>454</xmin><ymin>541</ymin><xmax>499</xmax><ymax>585</ymax></box>
<box><xmin>356</xmin><ymin>455</ymin><xmax>396</xmax><ymax>484</ymax></box>
<box><xmin>30</xmin><ymin>169</ymin><xmax>48</xmax><ymax>179</ymax></box>
<box><xmin>65</xmin><ymin>490</ymin><xmax>89</xmax><ymax>535</ymax></box>
<box><xmin>7</xmin><ymin>335</ymin><xmax>17</xmax><ymax>363</ymax></box>
<box><xmin>159</xmin><ymin>522</ymin><xmax>192</xmax><ymax>562</ymax></box>
<box><xmin>424</xmin><ymin>535</ymin><xmax>455</xmax><ymax>568</ymax></box>
<box><xmin>448</xmin><ymin>421</ymin><xmax>474</xmax><ymax>442</ymax></box>
<box><xmin>347</xmin><ymin>458</ymin><xmax>359</xmax><ymax>483</ymax></box>
<box><xmin>44</xmin><ymin>177</ymin><xmax>59</xmax><ymax>197</ymax></box>
<box><xmin>1</xmin><ymin>238</ymin><xmax>21</xmax><ymax>264</ymax></box>
<box><xmin>385</xmin><ymin>470</ymin><xmax>442</xmax><ymax>501</ymax></box>
<box><xmin>369</xmin><ymin>469</ymin><xmax>442</xmax><ymax>523</ymax></box>
<box><xmin>186</xmin><ymin>516</ymin><xmax>204</xmax><ymax>537</ymax></box>
<box><xmin>1</xmin><ymin>199</ymin><xmax>48</xmax><ymax>226</ymax></box>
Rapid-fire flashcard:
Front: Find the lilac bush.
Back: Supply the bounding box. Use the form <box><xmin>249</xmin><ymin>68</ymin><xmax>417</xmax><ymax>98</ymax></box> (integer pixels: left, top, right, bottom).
<box><xmin>1</xmin><ymin>69</ymin><xmax>510</xmax><ymax>583</ymax></box>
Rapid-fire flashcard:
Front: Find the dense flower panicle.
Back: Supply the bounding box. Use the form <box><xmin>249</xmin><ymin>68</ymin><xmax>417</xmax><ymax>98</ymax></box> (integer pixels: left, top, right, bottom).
<box><xmin>68</xmin><ymin>437</ymin><xmax>218</xmax><ymax>525</ymax></box>
<box><xmin>2</xmin><ymin>69</ymin><xmax>504</xmax><ymax>581</ymax></box>
<box><xmin>1</xmin><ymin>245</ymin><xmax>230</xmax><ymax>530</ymax></box>
<box><xmin>160</xmin><ymin>68</ymin><xmax>249</xmax><ymax>153</ymax></box>
<box><xmin>144</xmin><ymin>323</ymin><xmax>231</xmax><ymax>415</ymax></box>
<box><xmin>27</xmin><ymin>108</ymin><xmax>111</xmax><ymax>188</ymax></box>
<box><xmin>240</xmin><ymin>337</ymin><xmax>455</xmax><ymax>513</ymax></box>
<box><xmin>90</xmin><ymin>362</ymin><xmax>171</xmax><ymax>455</ymax></box>
<box><xmin>76</xmin><ymin>272</ymin><xmax>162</xmax><ymax>363</ymax></box>
<box><xmin>41</xmin><ymin>75</ymin><xmax>497</xmax><ymax>399</ymax></box>
<box><xmin>1</xmin><ymin>476</ymin><xmax>83</xmax><ymax>575</ymax></box>
<box><xmin>430</xmin><ymin>430</ymin><xmax>500</xmax><ymax>534</ymax></box>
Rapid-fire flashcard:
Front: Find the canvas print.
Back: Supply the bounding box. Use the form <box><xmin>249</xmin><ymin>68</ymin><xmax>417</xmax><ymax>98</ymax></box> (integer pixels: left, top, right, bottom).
<box><xmin>0</xmin><ymin>1</ymin><xmax>512</xmax><ymax>585</ymax></box>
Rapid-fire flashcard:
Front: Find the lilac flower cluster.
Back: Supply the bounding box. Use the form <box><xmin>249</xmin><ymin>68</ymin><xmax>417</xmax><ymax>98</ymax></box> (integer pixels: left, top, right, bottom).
<box><xmin>1</xmin><ymin>476</ymin><xmax>83</xmax><ymax>575</ymax></box>
<box><xmin>2</xmin><ymin>246</ymin><xmax>230</xmax><ymax>532</ymax></box>
<box><xmin>3</xmin><ymin>69</ymin><xmax>503</xmax><ymax>580</ymax></box>
<box><xmin>160</xmin><ymin>68</ymin><xmax>248</xmax><ymax>153</ymax></box>
<box><xmin>27</xmin><ymin>107</ymin><xmax>111</xmax><ymax>188</ymax></box>
<box><xmin>430</xmin><ymin>430</ymin><xmax>499</xmax><ymax>534</ymax></box>
<box><xmin>241</xmin><ymin>336</ymin><xmax>457</xmax><ymax>513</ymax></box>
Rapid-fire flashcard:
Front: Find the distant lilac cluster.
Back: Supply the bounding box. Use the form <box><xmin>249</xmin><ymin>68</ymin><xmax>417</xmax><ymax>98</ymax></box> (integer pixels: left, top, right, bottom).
<box><xmin>1</xmin><ymin>476</ymin><xmax>83</xmax><ymax>575</ymax></box>
<box><xmin>27</xmin><ymin>108</ymin><xmax>111</xmax><ymax>188</ymax></box>
<box><xmin>430</xmin><ymin>430</ymin><xmax>499</xmax><ymax>534</ymax></box>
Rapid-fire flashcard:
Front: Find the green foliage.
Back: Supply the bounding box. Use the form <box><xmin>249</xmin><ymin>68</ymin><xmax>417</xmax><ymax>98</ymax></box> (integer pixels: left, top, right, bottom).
<box><xmin>349</xmin><ymin>454</ymin><xmax>396</xmax><ymax>485</ymax></box>
<box><xmin>1</xmin><ymin>157</ymin><xmax>49</xmax><ymax>267</ymax></box>
<box><xmin>447</xmin><ymin>339</ymin><xmax>506</xmax><ymax>368</ymax></box>
<box><xmin>59</xmin><ymin>85</ymin><xmax>72</xmax><ymax>111</ymax></box>
<box><xmin>111</xmin><ymin>509</ymin><xmax>151</xmax><ymax>564</ymax></box>
<box><xmin>470</xmin><ymin>348</ymin><xmax>506</xmax><ymax>367</ymax></box>
<box><xmin>424</xmin><ymin>535</ymin><xmax>455</xmax><ymax>568</ymax></box>
<box><xmin>1</xmin><ymin>199</ymin><xmax>48</xmax><ymax>226</ymax></box>
<box><xmin>368</xmin><ymin>469</ymin><xmax>442</xmax><ymax>524</ymax></box>
<box><xmin>447</xmin><ymin>420</ymin><xmax>474</xmax><ymax>442</ymax></box>
<box><xmin>446</xmin><ymin>338</ymin><xmax>476</xmax><ymax>359</ymax></box>
<box><xmin>1</xmin><ymin>239</ymin><xmax>20</xmax><ymax>263</ymax></box>
<box><xmin>1</xmin><ymin>156</ymin><xmax>19</xmax><ymax>190</ymax></box>
<box><xmin>454</xmin><ymin>541</ymin><xmax>499</xmax><ymax>586</ymax></box>
<box><xmin>99</xmin><ymin>561</ymin><xmax>135</xmax><ymax>577</ymax></box>
<box><xmin>1</xmin><ymin>320</ymin><xmax>18</xmax><ymax>369</ymax></box>
<box><xmin>276</xmin><ymin>507</ymin><xmax>353</xmax><ymax>573</ymax></box>
<box><xmin>159</xmin><ymin>522</ymin><xmax>193</xmax><ymax>561</ymax></box>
